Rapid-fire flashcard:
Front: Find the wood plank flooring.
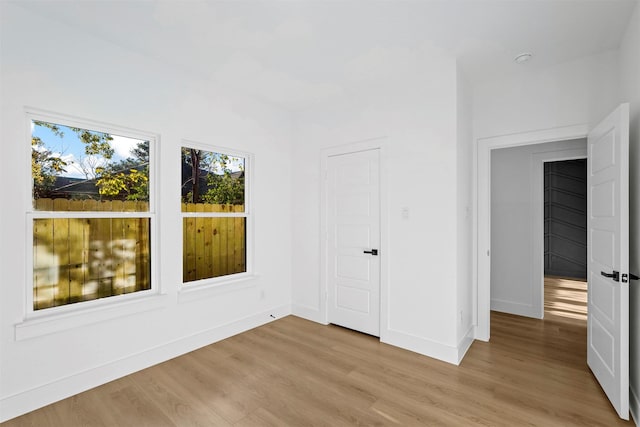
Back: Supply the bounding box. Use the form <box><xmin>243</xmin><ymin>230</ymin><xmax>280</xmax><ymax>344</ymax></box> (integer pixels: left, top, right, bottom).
<box><xmin>3</xmin><ymin>280</ymin><xmax>633</xmax><ymax>426</ymax></box>
<box><xmin>544</xmin><ymin>275</ymin><xmax>588</xmax><ymax>323</ymax></box>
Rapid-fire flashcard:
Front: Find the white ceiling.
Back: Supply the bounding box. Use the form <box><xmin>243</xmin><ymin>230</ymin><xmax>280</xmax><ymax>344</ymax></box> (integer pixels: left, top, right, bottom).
<box><xmin>14</xmin><ymin>0</ymin><xmax>639</xmax><ymax>110</ymax></box>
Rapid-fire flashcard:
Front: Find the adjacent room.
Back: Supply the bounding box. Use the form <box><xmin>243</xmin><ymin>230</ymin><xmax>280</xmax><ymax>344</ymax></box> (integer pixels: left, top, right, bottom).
<box><xmin>1</xmin><ymin>0</ymin><xmax>639</xmax><ymax>425</ymax></box>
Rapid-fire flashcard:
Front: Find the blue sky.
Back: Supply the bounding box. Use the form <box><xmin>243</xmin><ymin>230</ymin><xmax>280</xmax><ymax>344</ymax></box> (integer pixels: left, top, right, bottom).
<box><xmin>32</xmin><ymin>121</ymin><xmax>146</xmax><ymax>179</ymax></box>
<box><xmin>32</xmin><ymin>120</ymin><xmax>245</xmax><ymax>180</ymax></box>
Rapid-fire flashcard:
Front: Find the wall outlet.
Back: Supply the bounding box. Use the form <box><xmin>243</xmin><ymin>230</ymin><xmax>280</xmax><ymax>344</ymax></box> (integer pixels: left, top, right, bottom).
<box><xmin>401</xmin><ymin>206</ymin><xmax>410</xmax><ymax>219</ymax></box>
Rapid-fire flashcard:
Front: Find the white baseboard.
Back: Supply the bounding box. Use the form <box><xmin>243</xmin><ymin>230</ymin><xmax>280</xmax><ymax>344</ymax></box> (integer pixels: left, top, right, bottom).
<box><xmin>382</xmin><ymin>328</ymin><xmax>461</xmax><ymax>365</ymax></box>
<box><xmin>491</xmin><ymin>299</ymin><xmax>541</xmax><ymax>319</ymax></box>
<box><xmin>456</xmin><ymin>326</ymin><xmax>475</xmax><ymax>364</ymax></box>
<box><xmin>0</xmin><ymin>304</ymin><xmax>291</xmax><ymax>423</ymax></box>
<box><xmin>291</xmin><ymin>303</ymin><xmax>326</xmax><ymax>324</ymax></box>
<box><xmin>473</xmin><ymin>323</ymin><xmax>489</xmax><ymax>342</ymax></box>
<box><xmin>631</xmin><ymin>385</ymin><xmax>639</xmax><ymax>427</ymax></box>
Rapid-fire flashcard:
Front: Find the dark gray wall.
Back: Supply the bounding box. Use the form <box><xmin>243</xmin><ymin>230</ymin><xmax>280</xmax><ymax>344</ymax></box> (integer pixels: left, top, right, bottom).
<box><xmin>544</xmin><ymin>159</ymin><xmax>587</xmax><ymax>279</ymax></box>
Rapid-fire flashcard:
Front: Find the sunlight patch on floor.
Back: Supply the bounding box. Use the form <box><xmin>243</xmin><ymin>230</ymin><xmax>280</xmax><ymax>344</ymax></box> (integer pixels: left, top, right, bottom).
<box><xmin>544</xmin><ymin>276</ymin><xmax>587</xmax><ymax>322</ymax></box>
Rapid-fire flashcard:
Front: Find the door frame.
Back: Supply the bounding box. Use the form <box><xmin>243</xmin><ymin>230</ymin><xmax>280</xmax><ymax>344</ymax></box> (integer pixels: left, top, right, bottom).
<box><xmin>475</xmin><ymin>124</ymin><xmax>589</xmax><ymax>341</ymax></box>
<box><xmin>533</xmin><ymin>149</ymin><xmax>588</xmax><ymax>317</ymax></box>
<box><xmin>320</xmin><ymin>137</ymin><xmax>388</xmax><ymax>339</ymax></box>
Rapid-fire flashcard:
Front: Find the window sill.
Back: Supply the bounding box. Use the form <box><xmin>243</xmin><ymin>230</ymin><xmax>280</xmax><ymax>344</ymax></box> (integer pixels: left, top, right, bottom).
<box><xmin>15</xmin><ymin>293</ymin><xmax>170</xmax><ymax>341</ymax></box>
<box><xmin>178</xmin><ymin>273</ymin><xmax>258</xmax><ymax>304</ymax></box>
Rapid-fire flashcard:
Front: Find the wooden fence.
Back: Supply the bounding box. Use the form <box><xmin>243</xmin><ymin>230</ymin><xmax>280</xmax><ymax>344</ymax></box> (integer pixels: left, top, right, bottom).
<box><xmin>181</xmin><ymin>203</ymin><xmax>246</xmax><ymax>283</ymax></box>
<box><xmin>32</xmin><ymin>199</ymin><xmax>245</xmax><ymax>310</ymax></box>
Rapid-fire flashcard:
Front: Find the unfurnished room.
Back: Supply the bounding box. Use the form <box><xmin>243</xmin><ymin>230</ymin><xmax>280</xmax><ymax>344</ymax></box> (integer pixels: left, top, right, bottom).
<box><xmin>1</xmin><ymin>0</ymin><xmax>640</xmax><ymax>425</ymax></box>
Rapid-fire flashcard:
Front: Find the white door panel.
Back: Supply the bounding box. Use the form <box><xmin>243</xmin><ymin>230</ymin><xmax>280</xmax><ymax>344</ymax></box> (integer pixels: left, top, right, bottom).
<box><xmin>327</xmin><ymin>149</ymin><xmax>380</xmax><ymax>336</ymax></box>
<box><xmin>587</xmin><ymin>103</ymin><xmax>629</xmax><ymax>420</ymax></box>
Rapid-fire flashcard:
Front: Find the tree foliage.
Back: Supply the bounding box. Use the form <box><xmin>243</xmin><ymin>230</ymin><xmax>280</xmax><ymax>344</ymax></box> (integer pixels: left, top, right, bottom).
<box><xmin>31</xmin><ymin>120</ymin><xmax>149</xmax><ymax>202</ymax></box>
<box><xmin>181</xmin><ymin>148</ymin><xmax>244</xmax><ymax>205</ymax></box>
<box><xmin>96</xmin><ymin>141</ymin><xmax>149</xmax><ymax>201</ymax></box>
<box><xmin>32</xmin><ymin>121</ymin><xmax>68</xmax><ymax>198</ymax></box>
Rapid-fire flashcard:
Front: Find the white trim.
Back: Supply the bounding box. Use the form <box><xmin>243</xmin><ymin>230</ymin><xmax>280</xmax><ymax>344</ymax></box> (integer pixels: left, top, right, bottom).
<box><xmin>178</xmin><ymin>273</ymin><xmax>258</xmax><ymax>304</ymax></box>
<box><xmin>15</xmin><ymin>293</ymin><xmax>169</xmax><ymax>341</ymax></box>
<box><xmin>456</xmin><ymin>326</ymin><xmax>475</xmax><ymax>364</ymax></box>
<box><xmin>490</xmin><ymin>299</ymin><xmax>539</xmax><ymax>319</ymax></box>
<box><xmin>382</xmin><ymin>329</ymin><xmax>461</xmax><ymax>365</ymax></box>
<box><xmin>24</xmin><ymin>109</ymin><xmax>160</xmax><ymax>321</ymax></box>
<box><xmin>320</xmin><ymin>137</ymin><xmax>387</xmax><ymax>333</ymax></box>
<box><xmin>475</xmin><ymin>124</ymin><xmax>589</xmax><ymax>340</ymax></box>
<box><xmin>631</xmin><ymin>385</ymin><xmax>639</xmax><ymax>427</ymax></box>
<box><xmin>1</xmin><ymin>304</ymin><xmax>291</xmax><ymax>423</ymax></box>
<box><xmin>178</xmin><ymin>140</ymin><xmax>251</xmax><ymax>215</ymax></box>
<box><xmin>25</xmin><ymin>107</ymin><xmax>158</xmax><ymax>215</ymax></box>
<box><xmin>490</xmin><ymin>146</ymin><xmax>587</xmax><ymax>320</ymax></box>
<box><xmin>178</xmin><ymin>141</ymin><xmax>253</xmax><ymax>284</ymax></box>
<box><xmin>531</xmin><ymin>148</ymin><xmax>587</xmax><ymax>319</ymax></box>
<box><xmin>291</xmin><ymin>303</ymin><xmax>327</xmax><ymax>324</ymax></box>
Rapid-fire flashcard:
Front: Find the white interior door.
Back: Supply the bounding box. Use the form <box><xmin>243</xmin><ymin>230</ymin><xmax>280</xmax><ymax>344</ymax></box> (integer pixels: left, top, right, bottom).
<box><xmin>327</xmin><ymin>149</ymin><xmax>380</xmax><ymax>336</ymax></box>
<box><xmin>587</xmin><ymin>103</ymin><xmax>630</xmax><ymax>420</ymax></box>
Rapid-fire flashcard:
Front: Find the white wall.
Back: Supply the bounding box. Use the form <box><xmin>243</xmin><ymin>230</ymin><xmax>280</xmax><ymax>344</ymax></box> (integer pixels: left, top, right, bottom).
<box><xmin>291</xmin><ymin>44</ymin><xmax>470</xmax><ymax>363</ymax></box>
<box><xmin>473</xmin><ymin>50</ymin><xmax>620</xmax><ymax>140</ymax></box>
<box><xmin>456</xmin><ymin>68</ymin><xmax>474</xmax><ymax>353</ymax></box>
<box><xmin>0</xmin><ymin>3</ymin><xmax>293</xmax><ymax>421</ymax></box>
<box><xmin>490</xmin><ymin>139</ymin><xmax>587</xmax><ymax>318</ymax></box>
<box><xmin>619</xmin><ymin>2</ymin><xmax>640</xmax><ymax>423</ymax></box>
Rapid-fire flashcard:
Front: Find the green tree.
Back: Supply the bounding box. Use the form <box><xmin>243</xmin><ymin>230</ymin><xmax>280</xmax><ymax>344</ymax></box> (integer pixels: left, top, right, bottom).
<box><xmin>181</xmin><ymin>148</ymin><xmax>211</xmax><ymax>204</ymax></box>
<box><xmin>96</xmin><ymin>168</ymin><xmax>148</xmax><ymax>200</ymax></box>
<box><xmin>32</xmin><ymin>120</ymin><xmax>149</xmax><ymax>201</ymax></box>
<box><xmin>202</xmin><ymin>153</ymin><xmax>244</xmax><ymax>205</ymax></box>
<box><xmin>69</xmin><ymin>127</ymin><xmax>114</xmax><ymax>180</ymax></box>
<box><xmin>31</xmin><ymin>121</ymin><xmax>68</xmax><ymax>198</ymax></box>
<box><xmin>181</xmin><ymin>149</ymin><xmax>244</xmax><ymax>205</ymax></box>
<box><xmin>96</xmin><ymin>141</ymin><xmax>149</xmax><ymax>201</ymax></box>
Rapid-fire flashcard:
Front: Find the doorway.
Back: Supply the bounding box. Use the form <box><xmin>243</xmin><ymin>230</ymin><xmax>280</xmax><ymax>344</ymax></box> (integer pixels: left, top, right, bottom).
<box><xmin>477</xmin><ymin>104</ymin><xmax>631</xmax><ymax>419</ymax></box>
<box><xmin>544</xmin><ymin>159</ymin><xmax>588</xmax><ymax>323</ymax></box>
<box><xmin>489</xmin><ymin>139</ymin><xmax>587</xmax><ymax>320</ymax></box>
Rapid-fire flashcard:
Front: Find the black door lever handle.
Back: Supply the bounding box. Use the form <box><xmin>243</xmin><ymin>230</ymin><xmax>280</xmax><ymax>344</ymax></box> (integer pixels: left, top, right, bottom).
<box><xmin>363</xmin><ymin>249</ymin><xmax>378</xmax><ymax>256</ymax></box>
<box><xmin>601</xmin><ymin>271</ymin><xmax>620</xmax><ymax>282</ymax></box>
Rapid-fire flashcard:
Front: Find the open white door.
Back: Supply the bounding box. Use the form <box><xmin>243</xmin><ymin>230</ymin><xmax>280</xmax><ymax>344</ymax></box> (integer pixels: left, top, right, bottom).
<box><xmin>326</xmin><ymin>149</ymin><xmax>380</xmax><ymax>337</ymax></box>
<box><xmin>587</xmin><ymin>103</ymin><xmax>630</xmax><ymax>420</ymax></box>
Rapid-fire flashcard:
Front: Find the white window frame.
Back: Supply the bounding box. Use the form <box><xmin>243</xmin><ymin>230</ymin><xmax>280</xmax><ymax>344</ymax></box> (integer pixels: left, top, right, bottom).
<box><xmin>20</xmin><ymin>108</ymin><xmax>162</xmax><ymax>336</ymax></box>
<box><xmin>179</xmin><ymin>140</ymin><xmax>254</xmax><ymax>296</ymax></box>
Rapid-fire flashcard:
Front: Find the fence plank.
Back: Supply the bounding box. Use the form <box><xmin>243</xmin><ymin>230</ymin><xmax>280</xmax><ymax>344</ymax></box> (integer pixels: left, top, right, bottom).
<box><xmin>234</xmin><ymin>205</ymin><xmax>245</xmax><ymax>273</ymax></box>
<box><xmin>195</xmin><ymin>203</ymin><xmax>205</xmax><ymax>281</ymax></box>
<box><xmin>183</xmin><ymin>203</ymin><xmax>197</xmax><ymax>282</ymax></box>
<box><xmin>203</xmin><ymin>216</ymin><xmax>214</xmax><ymax>280</ymax></box>
<box><xmin>138</xmin><ymin>218</ymin><xmax>151</xmax><ymax>291</ymax></box>
<box><xmin>52</xmin><ymin>199</ymin><xmax>70</xmax><ymax>306</ymax></box>
<box><xmin>219</xmin><ymin>205</ymin><xmax>229</xmax><ymax>276</ymax></box>
<box><xmin>67</xmin><ymin>218</ymin><xmax>86</xmax><ymax>304</ymax></box>
<box><xmin>212</xmin><ymin>214</ymin><xmax>221</xmax><ymax>279</ymax></box>
<box><xmin>52</xmin><ymin>217</ymin><xmax>70</xmax><ymax>306</ymax></box>
<box><xmin>33</xmin><ymin>218</ymin><xmax>54</xmax><ymax>310</ymax></box>
<box><xmin>226</xmin><ymin>206</ymin><xmax>235</xmax><ymax>275</ymax></box>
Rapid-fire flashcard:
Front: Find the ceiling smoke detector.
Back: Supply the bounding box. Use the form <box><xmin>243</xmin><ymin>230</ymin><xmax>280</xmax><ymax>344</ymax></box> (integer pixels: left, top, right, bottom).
<box><xmin>514</xmin><ymin>52</ymin><xmax>533</xmax><ymax>64</ymax></box>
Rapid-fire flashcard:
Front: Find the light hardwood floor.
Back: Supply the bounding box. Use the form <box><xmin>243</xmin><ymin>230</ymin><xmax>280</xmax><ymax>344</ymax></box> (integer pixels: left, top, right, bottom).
<box><xmin>544</xmin><ymin>275</ymin><xmax>588</xmax><ymax>323</ymax></box>
<box><xmin>3</xmin><ymin>279</ymin><xmax>633</xmax><ymax>426</ymax></box>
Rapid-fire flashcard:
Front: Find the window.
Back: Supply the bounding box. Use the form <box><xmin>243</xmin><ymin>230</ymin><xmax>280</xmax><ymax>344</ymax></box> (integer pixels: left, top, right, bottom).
<box><xmin>180</xmin><ymin>144</ymin><xmax>249</xmax><ymax>283</ymax></box>
<box><xmin>28</xmin><ymin>114</ymin><xmax>155</xmax><ymax>312</ymax></box>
